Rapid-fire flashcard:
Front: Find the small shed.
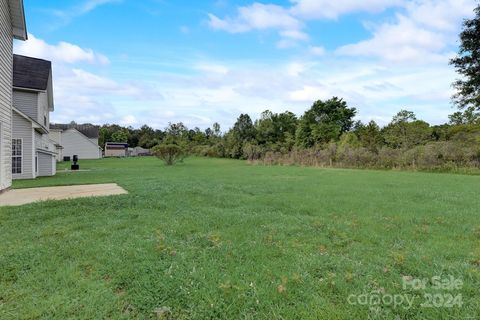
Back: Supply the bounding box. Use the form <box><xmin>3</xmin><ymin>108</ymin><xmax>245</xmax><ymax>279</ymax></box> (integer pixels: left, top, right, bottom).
<box><xmin>104</xmin><ymin>142</ymin><xmax>128</xmax><ymax>157</ymax></box>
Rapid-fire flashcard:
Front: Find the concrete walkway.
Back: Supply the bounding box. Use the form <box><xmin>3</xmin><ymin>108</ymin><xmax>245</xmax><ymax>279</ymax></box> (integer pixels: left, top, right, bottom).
<box><xmin>0</xmin><ymin>183</ymin><xmax>128</xmax><ymax>207</ymax></box>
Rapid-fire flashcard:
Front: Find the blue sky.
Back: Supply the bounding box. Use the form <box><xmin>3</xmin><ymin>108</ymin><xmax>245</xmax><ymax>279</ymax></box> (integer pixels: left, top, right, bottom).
<box><xmin>14</xmin><ymin>0</ymin><xmax>477</xmax><ymax>130</ymax></box>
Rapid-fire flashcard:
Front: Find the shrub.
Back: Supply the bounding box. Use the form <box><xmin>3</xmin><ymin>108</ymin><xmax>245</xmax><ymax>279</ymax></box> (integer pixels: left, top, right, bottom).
<box><xmin>151</xmin><ymin>144</ymin><xmax>185</xmax><ymax>165</ymax></box>
<box><xmin>376</xmin><ymin>147</ymin><xmax>401</xmax><ymax>168</ymax></box>
<box><xmin>243</xmin><ymin>142</ymin><xmax>263</xmax><ymax>161</ymax></box>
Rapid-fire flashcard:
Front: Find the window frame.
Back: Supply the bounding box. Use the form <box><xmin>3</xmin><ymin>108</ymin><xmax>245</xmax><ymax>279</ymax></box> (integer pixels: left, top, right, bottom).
<box><xmin>12</xmin><ymin>138</ymin><xmax>23</xmax><ymax>174</ymax></box>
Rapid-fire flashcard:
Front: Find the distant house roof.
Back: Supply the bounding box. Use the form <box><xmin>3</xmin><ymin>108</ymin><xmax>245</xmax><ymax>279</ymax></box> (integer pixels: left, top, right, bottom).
<box><xmin>9</xmin><ymin>0</ymin><xmax>27</xmax><ymax>40</ymax></box>
<box><xmin>50</xmin><ymin>123</ymin><xmax>100</xmax><ymax>139</ymax></box>
<box><xmin>13</xmin><ymin>55</ymin><xmax>52</xmax><ymax>91</ymax></box>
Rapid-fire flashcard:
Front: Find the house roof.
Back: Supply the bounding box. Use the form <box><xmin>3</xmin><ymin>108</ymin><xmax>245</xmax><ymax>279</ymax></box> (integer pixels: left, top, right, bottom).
<box><xmin>9</xmin><ymin>0</ymin><xmax>27</xmax><ymax>40</ymax></box>
<box><xmin>106</xmin><ymin>142</ymin><xmax>128</xmax><ymax>149</ymax></box>
<box><xmin>13</xmin><ymin>55</ymin><xmax>52</xmax><ymax>91</ymax></box>
<box><xmin>50</xmin><ymin>123</ymin><xmax>100</xmax><ymax>139</ymax></box>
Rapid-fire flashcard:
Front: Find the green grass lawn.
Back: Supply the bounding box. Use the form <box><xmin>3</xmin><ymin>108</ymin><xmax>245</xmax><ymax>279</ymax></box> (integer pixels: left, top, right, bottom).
<box><xmin>1</xmin><ymin>157</ymin><xmax>480</xmax><ymax>319</ymax></box>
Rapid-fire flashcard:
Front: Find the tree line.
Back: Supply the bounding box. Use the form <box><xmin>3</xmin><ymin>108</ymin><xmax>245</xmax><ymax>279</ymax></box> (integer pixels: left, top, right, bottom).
<box><xmin>98</xmin><ymin>3</ymin><xmax>480</xmax><ymax>170</ymax></box>
<box><xmin>97</xmin><ymin>96</ymin><xmax>479</xmax><ymax>170</ymax></box>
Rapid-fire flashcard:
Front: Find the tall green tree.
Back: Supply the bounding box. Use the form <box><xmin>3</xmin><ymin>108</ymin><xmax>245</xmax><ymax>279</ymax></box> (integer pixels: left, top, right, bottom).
<box><xmin>382</xmin><ymin>110</ymin><xmax>432</xmax><ymax>149</ymax></box>
<box><xmin>255</xmin><ymin>110</ymin><xmax>297</xmax><ymax>150</ymax></box>
<box><xmin>212</xmin><ymin>122</ymin><xmax>221</xmax><ymax>137</ymax></box>
<box><xmin>111</xmin><ymin>128</ymin><xmax>130</xmax><ymax>143</ymax></box>
<box><xmin>295</xmin><ymin>97</ymin><xmax>356</xmax><ymax>148</ymax></box>
<box><xmin>450</xmin><ymin>3</ymin><xmax>480</xmax><ymax>110</ymax></box>
<box><xmin>353</xmin><ymin>120</ymin><xmax>384</xmax><ymax>152</ymax></box>
<box><xmin>99</xmin><ymin>124</ymin><xmax>124</xmax><ymax>147</ymax></box>
<box><xmin>449</xmin><ymin>106</ymin><xmax>480</xmax><ymax>125</ymax></box>
<box><xmin>226</xmin><ymin>114</ymin><xmax>256</xmax><ymax>158</ymax></box>
<box><xmin>232</xmin><ymin>114</ymin><xmax>256</xmax><ymax>141</ymax></box>
<box><xmin>164</xmin><ymin>122</ymin><xmax>189</xmax><ymax>145</ymax></box>
<box><xmin>137</xmin><ymin>125</ymin><xmax>159</xmax><ymax>148</ymax></box>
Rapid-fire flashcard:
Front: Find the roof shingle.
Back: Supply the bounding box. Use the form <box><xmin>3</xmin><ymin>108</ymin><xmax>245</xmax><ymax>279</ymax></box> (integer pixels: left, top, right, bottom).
<box><xmin>13</xmin><ymin>54</ymin><xmax>52</xmax><ymax>91</ymax></box>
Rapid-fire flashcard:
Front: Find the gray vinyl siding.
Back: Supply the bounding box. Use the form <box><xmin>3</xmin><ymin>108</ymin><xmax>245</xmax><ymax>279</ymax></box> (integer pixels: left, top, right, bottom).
<box><xmin>34</xmin><ymin>130</ymin><xmax>55</xmax><ymax>153</ymax></box>
<box><xmin>37</xmin><ymin>151</ymin><xmax>55</xmax><ymax>177</ymax></box>
<box><xmin>0</xmin><ymin>0</ymin><xmax>13</xmax><ymax>190</ymax></box>
<box><xmin>37</xmin><ymin>91</ymin><xmax>49</xmax><ymax>128</ymax></box>
<box><xmin>62</xmin><ymin>129</ymin><xmax>101</xmax><ymax>159</ymax></box>
<box><xmin>13</xmin><ymin>90</ymin><xmax>38</xmax><ymax>120</ymax></box>
<box><xmin>12</xmin><ymin>111</ymin><xmax>34</xmax><ymax>180</ymax></box>
<box><xmin>48</xmin><ymin>129</ymin><xmax>63</xmax><ymax>161</ymax></box>
<box><xmin>48</xmin><ymin>129</ymin><xmax>61</xmax><ymax>145</ymax></box>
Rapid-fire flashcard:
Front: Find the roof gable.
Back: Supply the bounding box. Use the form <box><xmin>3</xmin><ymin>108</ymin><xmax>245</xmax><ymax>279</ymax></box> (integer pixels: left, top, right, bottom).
<box><xmin>50</xmin><ymin>123</ymin><xmax>100</xmax><ymax>139</ymax></box>
<box><xmin>13</xmin><ymin>55</ymin><xmax>52</xmax><ymax>91</ymax></box>
<box><xmin>64</xmin><ymin>128</ymin><xmax>102</xmax><ymax>150</ymax></box>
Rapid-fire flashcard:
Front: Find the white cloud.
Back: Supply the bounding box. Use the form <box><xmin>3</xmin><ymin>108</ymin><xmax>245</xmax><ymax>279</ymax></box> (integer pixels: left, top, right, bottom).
<box><xmin>207</xmin><ymin>0</ymin><xmax>404</xmax><ymax>47</ymax></box>
<box><xmin>290</xmin><ymin>0</ymin><xmax>403</xmax><ymax>19</ymax></box>
<box><xmin>279</xmin><ymin>29</ymin><xmax>309</xmax><ymax>41</ymax></box>
<box><xmin>14</xmin><ymin>34</ymin><xmax>109</xmax><ymax>65</ymax></box>
<box><xmin>64</xmin><ymin>69</ymin><xmax>143</xmax><ymax>96</ymax></box>
<box><xmin>51</xmin><ymin>0</ymin><xmax>122</xmax><ymax>22</ymax></box>
<box><xmin>80</xmin><ymin>0</ymin><xmax>122</xmax><ymax>15</ymax></box>
<box><xmin>50</xmin><ymin>66</ymin><xmax>156</xmax><ymax>125</ymax></box>
<box><xmin>120</xmin><ymin>115</ymin><xmax>138</xmax><ymax>126</ymax></box>
<box><xmin>208</xmin><ymin>3</ymin><xmax>305</xmax><ymax>46</ymax></box>
<box><xmin>143</xmin><ymin>55</ymin><xmax>459</xmax><ymax>127</ymax></box>
<box><xmin>288</xmin><ymin>85</ymin><xmax>332</xmax><ymax>102</ymax></box>
<box><xmin>309</xmin><ymin>46</ymin><xmax>326</xmax><ymax>56</ymax></box>
<box><xmin>337</xmin><ymin>15</ymin><xmax>446</xmax><ymax>62</ymax></box>
<box><xmin>337</xmin><ymin>0</ymin><xmax>477</xmax><ymax>62</ymax></box>
<box><xmin>207</xmin><ymin>0</ymin><xmax>476</xmax><ymax>61</ymax></box>
<box><xmin>208</xmin><ymin>3</ymin><xmax>302</xmax><ymax>32</ymax></box>
<box><xmin>194</xmin><ymin>63</ymin><xmax>229</xmax><ymax>75</ymax></box>
<box><xmin>406</xmin><ymin>0</ymin><xmax>476</xmax><ymax>32</ymax></box>
<box><xmin>14</xmin><ymin>35</ymin><xmax>161</xmax><ymax>126</ymax></box>
<box><xmin>286</xmin><ymin>61</ymin><xmax>310</xmax><ymax>77</ymax></box>
<box><xmin>276</xmin><ymin>39</ymin><xmax>298</xmax><ymax>49</ymax></box>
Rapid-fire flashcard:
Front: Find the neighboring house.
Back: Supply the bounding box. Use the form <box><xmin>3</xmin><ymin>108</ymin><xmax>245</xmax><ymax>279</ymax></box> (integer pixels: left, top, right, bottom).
<box><xmin>47</xmin><ymin>128</ymin><xmax>63</xmax><ymax>160</ymax></box>
<box><xmin>105</xmin><ymin>142</ymin><xmax>128</xmax><ymax>157</ymax></box>
<box><xmin>12</xmin><ymin>54</ymin><xmax>56</xmax><ymax>179</ymax></box>
<box><xmin>128</xmin><ymin>146</ymin><xmax>151</xmax><ymax>157</ymax></box>
<box><xmin>0</xmin><ymin>0</ymin><xmax>27</xmax><ymax>191</ymax></box>
<box><xmin>49</xmin><ymin>123</ymin><xmax>102</xmax><ymax>160</ymax></box>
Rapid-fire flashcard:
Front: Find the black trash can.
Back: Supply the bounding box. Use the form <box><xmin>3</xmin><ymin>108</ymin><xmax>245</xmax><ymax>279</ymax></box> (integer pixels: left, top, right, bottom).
<box><xmin>71</xmin><ymin>155</ymin><xmax>80</xmax><ymax>170</ymax></box>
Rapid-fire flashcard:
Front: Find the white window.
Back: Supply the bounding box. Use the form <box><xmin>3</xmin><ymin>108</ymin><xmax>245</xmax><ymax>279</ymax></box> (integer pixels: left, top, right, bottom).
<box><xmin>12</xmin><ymin>139</ymin><xmax>22</xmax><ymax>174</ymax></box>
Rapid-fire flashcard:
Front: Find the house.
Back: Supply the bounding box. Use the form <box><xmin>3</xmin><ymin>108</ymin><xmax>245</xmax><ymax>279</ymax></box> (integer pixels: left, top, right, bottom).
<box><xmin>47</xmin><ymin>128</ymin><xmax>64</xmax><ymax>160</ymax></box>
<box><xmin>105</xmin><ymin>142</ymin><xmax>128</xmax><ymax>157</ymax></box>
<box><xmin>49</xmin><ymin>123</ymin><xmax>102</xmax><ymax>160</ymax></box>
<box><xmin>0</xmin><ymin>0</ymin><xmax>27</xmax><ymax>191</ymax></box>
<box><xmin>12</xmin><ymin>54</ymin><xmax>56</xmax><ymax>179</ymax></box>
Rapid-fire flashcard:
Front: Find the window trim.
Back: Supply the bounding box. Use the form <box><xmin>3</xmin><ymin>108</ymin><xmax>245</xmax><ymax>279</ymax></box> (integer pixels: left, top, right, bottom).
<box><xmin>12</xmin><ymin>138</ymin><xmax>23</xmax><ymax>175</ymax></box>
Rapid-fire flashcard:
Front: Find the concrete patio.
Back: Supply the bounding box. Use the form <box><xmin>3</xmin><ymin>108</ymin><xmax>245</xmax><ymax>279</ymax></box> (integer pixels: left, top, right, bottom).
<box><xmin>0</xmin><ymin>183</ymin><xmax>128</xmax><ymax>206</ymax></box>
